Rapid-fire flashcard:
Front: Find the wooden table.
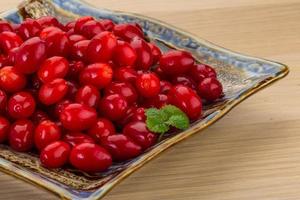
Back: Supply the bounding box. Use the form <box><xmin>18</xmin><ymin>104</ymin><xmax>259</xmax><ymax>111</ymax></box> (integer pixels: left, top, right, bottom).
<box><xmin>0</xmin><ymin>0</ymin><xmax>300</xmax><ymax>199</ymax></box>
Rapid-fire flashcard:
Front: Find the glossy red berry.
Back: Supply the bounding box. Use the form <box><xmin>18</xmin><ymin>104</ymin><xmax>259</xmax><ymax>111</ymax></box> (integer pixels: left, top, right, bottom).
<box><xmin>143</xmin><ymin>94</ymin><xmax>169</xmax><ymax>108</ymax></box>
<box><xmin>68</xmin><ymin>60</ymin><xmax>85</xmax><ymax>80</ymax></box>
<box><xmin>66</xmin><ymin>80</ymin><xmax>79</xmax><ymax>100</ymax></box>
<box><xmin>79</xmin><ymin>63</ymin><xmax>113</xmax><ymax>89</ymax></box>
<box><xmin>54</xmin><ymin>99</ymin><xmax>71</xmax><ymax>118</ymax></box>
<box><xmin>15</xmin><ymin>37</ymin><xmax>46</xmax><ymax>74</ymax></box>
<box><xmin>198</xmin><ymin>77</ymin><xmax>223</xmax><ymax>101</ymax></box>
<box><xmin>0</xmin><ymin>117</ymin><xmax>10</xmax><ymax>143</ymax></box>
<box><xmin>0</xmin><ymin>89</ymin><xmax>7</xmax><ymax>112</ymax></box>
<box><xmin>104</xmin><ymin>82</ymin><xmax>138</xmax><ymax>105</ymax></box>
<box><xmin>37</xmin><ymin>16</ymin><xmax>61</xmax><ymax>28</ymax></box>
<box><xmin>68</xmin><ymin>34</ymin><xmax>87</xmax><ymax>46</ymax></box>
<box><xmin>34</xmin><ymin>120</ymin><xmax>61</xmax><ymax>151</ymax></box>
<box><xmin>70</xmin><ymin>40</ymin><xmax>90</xmax><ymax>61</ymax></box>
<box><xmin>75</xmin><ymin>85</ymin><xmax>100</xmax><ymax>108</ymax></box>
<box><xmin>38</xmin><ymin>56</ymin><xmax>69</xmax><ymax>83</ymax></box>
<box><xmin>148</xmin><ymin>43</ymin><xmax>162</xmax><ymax>65</ymax></box>
<box><xmin>130</xmin><ymin>37</ymin><xmax>153</xmax><ymax>70</ymax></box>
<box><xmin>39</xmin><ymin>78</ymin><xmax>68</xmax><ymax>105</ymax></box>
<box><xmin>0</xmin><ymin>66</ymin><xmax>26</xmax><ymax>93</ymax></box>
<box><xmin>17</xmin><ymin>18</ymin><xmax>41</xmax><ymax>40</ymax></box>
<box><xmin>31</xmin><ymin>110</ymin><xmax>49</xmax><ymax>124</ymax></box>
<box><xmin>7</xmin><ymin>47</ymin><xmax>18</xmax><ymax>65</ymax></box>
<box><xmin>8</xmin><ymin>92</ymin><xmax>36</xmax><ymax>119</ymax></box>
<box><xmin>9</xmin><ymin>119</ymin><xmax>34</xmax><ymax>152</ymax></box>
<box><xmin>88</xmin><ymin>118</ymin><xmax>116</xmax><ymax>144</ymax></box>
<box><xmin>189</xmin><ymin>64</ymin><xmax>217</xmax><ymax>83</ymax></box>
<box><xmin>136</xmin><ymin>73</ymin><xmax>160</xmax><ymax>98</ymax></box>
<box><xmin>63</xmin><ymin>132</ymin><xmax>94</xmax><ymax>147</ymax></box>
<box><xmin>101</xmin><ymin>134</ymin><xmax>141</xmax><ymax>161</ymax></box>
<box><xmin>40</xmin><ymin>141</ymin><xmax>70</xmax><ymax>168</ymax></box>
<box><xmin>86</xmin><ymin>31</ymin><xmax>117</xmax><ymax>63</ymax></box>
<box><xmin>113</xmin><ymin>40</ymin><xmax>137</xmax><ymax>67</ymax></box>
<box><xmin>44</xmin><ymin>31</ymin><xmax>70</xmax><ymax>57</ymax></box>
<box><xmin>0</xmin><ymin>21</ymin><xmax>13</xmax><ymax>33</ymax></box>
<box><xmin>39</xmin><ymin>26</ymin><xmax>63</xmax><ymax>39</ymax></box>
<box><xmin>69</xmin><ymin>143</ymin><xmax>112</xmax><ymax>173</ymax></box>
<box><xmin>99</xmin><ymin>19</ymin><xmax>115</xmax><ymax>31</ymax></box>
<box><xmin>123</xmin><ymin>121</ymin><xmax>157</xmax><ymax>150</ymax></box>
<box><xmin>113</xmin><ymin>66</ymin><xmax>138</xmax><ymax>83</ymax></box>
<box><xmin>172</xmin><ymin>75</ymin><xmax>197</xmax><ymax>90</ymax></box>
<box><xmin>65</xmin><ymin>21</ymin><xmax>75</xmax><ymax>31</ymax></box>
<box><xmin>74</xmin><ymin>16</ymin><xmax>94</xmax><ymax>34</ymax></box>
<box><xmin>160</xmin><ymin>50</ymin><xmax>195</xmax><ymax>75</ymax></box>
<box><xmin>99</xmin><ymin>94</ymin><xmax>128</xmax><ymax>121</ymax></box>
<box><xmin>80</xmin><ymin>20</ymin><xmax>104</xmax><ymax>39</ymax></box>
<box><xmin>113</xmin><ymin>24</ymin><xmax>144</xmax><ymax>42</ymax></box>
<box><xmin>60</xmin><ymin>103</ymin><xmax>97</xmax><ymax>131</ymax></box>
<box><xmin>160</xmin><ymin>80</ymin><xmax>172</xmax><ymax>94</ymax></box>
<box><xmin>0</xmin><ymin>31</ymin><xmax>23</xmax><ymax>53</ymax></box>
<box><xmin>168</xmin><ymin>85</ymin><xmax>202</xmax><ymax>120</ymax></box>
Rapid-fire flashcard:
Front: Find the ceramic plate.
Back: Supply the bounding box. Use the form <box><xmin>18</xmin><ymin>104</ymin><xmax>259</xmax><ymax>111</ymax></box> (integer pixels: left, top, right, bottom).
<box><xmin>0</xmin><ymin>0</ymin><xmax>289</xmax><ymax>199</ymax></box>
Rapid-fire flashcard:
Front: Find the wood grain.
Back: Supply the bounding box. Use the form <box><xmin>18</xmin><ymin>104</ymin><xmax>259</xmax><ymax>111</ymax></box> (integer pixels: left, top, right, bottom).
<box><xmin>0</xmin><ymin>0</ymin><xmax>300</xmax><ymax>199</ymax></box>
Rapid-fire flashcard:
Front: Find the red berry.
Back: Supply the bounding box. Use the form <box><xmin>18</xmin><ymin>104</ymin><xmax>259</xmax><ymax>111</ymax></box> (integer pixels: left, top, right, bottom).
<box><xmin>160</xmin><ymin>50</ymin><xmax>195</xmax><ymax>75</ymax></box>
<box><xmin>113</xmin><ymin>40</ymin><xmax>137</xmax><ymax>67</ymax></box>
<box><xmin>143</xmin><ymin>94</ymin><xmax>169</xmax><ymax>108</ymax></box>
<box><xmin>60</xmin><ymin>103</ymin><xmax>97</xmax><ymax>131</ymax></box>
<box><xmin>8</xmin><ymin>92</ymin><xmax>36</xmax><ymax>119</ymax></box>
<box><xmin>101</xmin><ymin>134</ymin><xmax>141</xmax><ymax>161</ymax></box>
<box><xmin>113</xmin><ymin>24</ymin><xmax>144</xmax><ymax>42</ymax></box>
<box><xmin>9</xmin><ymin>119</ymin><xmax>34</xmax><ymax>152</ymax></box>
<box><xmin>69</xmin><ymin>143</ymin><xmax>112</xmax><ymax>173</ymax></box>
<box><xmin>99</xmin><ymin>94</ymin><xmax>128</xmax><ymax>121</ymax></box>
<box><xmin>68</xmin><ymin>60</ymin><xmax>85</xmax><ymax>80</ymax></box>
<box><xmin>39</xmin><ymin>26</ymin><xmax>63</xmax><ymax>39</ymax></box>
<box><xmin>160</xmin><ymin>80</ymin><xmax>172</xmax><ymax>94</ymax></box>
<box><xmin>136</xmin><ymin>73</ymin><xmax>160</xmax><ymax>98</ymax></box>
<box><xmin>168</xmin><ymin>85</ymin><xmax>202</xmax><ymax>120</ymax></box>
<box><xmin>79</xmin><ymin>63</ymin><xmax>113</xmax><ymax>89</ymax></box>
<box><xmin>37</xmin><ymin>16</ymin><xmax>61</xmax><ymax>28</ymax></box>
<box><xmin>38</xmin><ymin>78</ymin><xmax>68</xmax><ymax>105</ymax></box>
<box><xmin>189</xmin><ymin>64</ymin><xmax>217</xmax><ymax>83</ymax></box>
<box><xmin>148</xmin><ymin>43</ymin><xmax>161</xmax><ymax>65</ymax></box>
<box><xmin>17</xmin><ymin>19</ymin><xmax>41</xmax><ymax>40</ymax></box>
<box><xmin>44</xmin><ymin>31</ymin><xmax>70</xmax><ymax>57</ymax></box>
<box><xmin>88</xmin><ymin>118</ymin><xmax>115</xmax><ymax>144</ymax></box>
<box><xmin>113</xmin><ymin>66</ymin><xmax>137</xmax><ymax>83</ymax></box>
<box><xmin>0</xmin><ymin>31</ymin><xmax>23</xmax><ymax>53</ymax></box>
<box><xmin>80</xmin><ymin>20</ymin><xmax>105</xmax><ymax>39</ymax></box>
<box><xmin>54</xmin><ymin>99</ymin><xmax>71</xmax><ymax>118</ymax></box>
<box><xmin>123</xmin><ymin>121</ymin><xmax>157</xmax><ymax>150</ymax></box>
<box><xmin>68</xmin><ymin>34</ymin><xmax>86</xmax><ymax>46</ymax></box>
<box><xmin>104</xmin><ymin>82</ymin><xmax>137</xmax><ymax>105</ymax></box>
<box><xmin>0</xmin><ymin>89</ymin><xmax>7</xmax><ymax>112</ymax></box>
<box><xmin>0</xmin><ymin>117</ymin><xmax>10</xmax><ymax>143</ymax></box>
<box><xmin>153</xmin><ymin>66</ymin><xmax>168</xmax><ymax>80</ymax></box>
<box><xmin>31</xmin><ymin>110</ymin><xmax>49</xmax><ymax>124</ymax></box>
<box><xmin>86</xmin><ymin>31</ymin><xmax>117</xmax><ymax>63</ymax></box>
<box><xmin>0</xmin><ymin>66</ymin><xmax>26</xmax><ymax>92</ymax></box>
<box><xmin>34</xmin><ymin>120</ymin><xmax>61</xmax><ymax>151</ymax></box>
<box><xmin>40</xmin><ymin>141</ymin><xmax>70</xmax><ymax>168</ymax></box>
<box><xmin>172</xmin><ymin>75</ymin><xmax>197</xmax><ymax>90</ymax></box>
<box><xmin>0</xmin><ymin>21</ymin><xmax>13</xmax><ymax>33</ymax></box>
<box><xmin>70</xmin><ymin>40</ymin><xmax>90</xmax><ymax>61</ymax></box>
<box><xmin>38</xmin><ymin>56</ymin><xmax>69</xmax><ymax>83</ymax></box>
<box><xmin>15</xmin><ymin>37</ymin><xmax>46</xmax><ymax>74</ymax></box>
<box><xmin>66</xmin><ymin>80</ymin><xmax>79</xmax><ymax>100</ymax></box>
<box><xmin>130</xmin><ymin>37</ymin><xmax>153</xmax><ymax>70</ymax></box>
<box><xmin>99</xmin><ymin>19</ymin><xmax>115</xmax><ymax>31</ymax></box>
<box><xmin>63</xmin><ymin>132</ymin><xmax>94</xmax><ymax>147</ymax></box>
<box><xmin>65</xmin><ymin>21</ymin><xmax>75</xmax><ymax>31</ymax></box>
<box><xmin>198</xmin><ymin>77</ymin><xmax>223</xmax><ymax>101</ymax></box>
<box><xmin>75</xmin><ymin>85</ymin><xmax>100</xmax><ymax>108</ymax></box>
<box><xmin>74</xmin><ymin>16</ymin><xmax>94</xmax><ymax>34</ymax></box>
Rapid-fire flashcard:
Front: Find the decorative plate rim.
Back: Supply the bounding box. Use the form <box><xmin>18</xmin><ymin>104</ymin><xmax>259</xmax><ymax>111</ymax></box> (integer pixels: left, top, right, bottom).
<box><xmin>0</xmin><ymin>1</ymin><xmax>289</xmax><ymax>199</ymax></box>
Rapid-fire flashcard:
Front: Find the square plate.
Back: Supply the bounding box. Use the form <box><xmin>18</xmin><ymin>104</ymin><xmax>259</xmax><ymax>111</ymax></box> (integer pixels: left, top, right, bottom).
<box><xmin>0</xmin><ymin>0</ymin><xmax>289</xmax><ymax>199</ymax></box>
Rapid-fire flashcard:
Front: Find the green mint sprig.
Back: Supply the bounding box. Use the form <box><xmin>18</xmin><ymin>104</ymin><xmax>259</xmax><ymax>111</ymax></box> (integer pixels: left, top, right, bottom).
<box><xmin>145</xmin><ymin>105</ymin><xmax>189</xmax><ymax>139</ymax></box>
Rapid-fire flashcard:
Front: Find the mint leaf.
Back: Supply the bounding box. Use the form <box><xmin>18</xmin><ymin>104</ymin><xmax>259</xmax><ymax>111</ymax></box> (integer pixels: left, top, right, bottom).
<box><xmin>145</xmin><ymin>105</ymin><xmax>190</xmax><ymax>137</ymax></box>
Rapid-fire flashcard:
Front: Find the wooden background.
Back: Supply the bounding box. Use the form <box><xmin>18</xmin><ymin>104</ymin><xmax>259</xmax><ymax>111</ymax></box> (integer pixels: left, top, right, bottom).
<box><xmin>0</xmin><ymin>0</ymin><xmax>300</xmax><ymax>199</ymax></box>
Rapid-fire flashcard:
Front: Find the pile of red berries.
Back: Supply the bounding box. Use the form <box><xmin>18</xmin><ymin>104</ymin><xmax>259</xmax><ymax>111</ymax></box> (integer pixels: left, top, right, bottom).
<box><xmin>0</xmin><ymin>16</ymin><xmax>223</xmax><ymax>173</ymax></box>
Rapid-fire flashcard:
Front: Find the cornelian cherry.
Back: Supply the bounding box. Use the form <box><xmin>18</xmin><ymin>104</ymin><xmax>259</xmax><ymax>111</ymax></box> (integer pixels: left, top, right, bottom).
<box><xmin>75</xmin><ymin>85</ymin><xmax>100</xmax><ymax>108</ymax></box>
<box><xmin>198</xmin><ymin>77</ymin><xmax>223</xmax><ymax>101</ymax></box>
<box><xmin>160</xmin><ymin>80</ymin><xmax>172</xmax><ymax>94</ymax></box>
<box><xmin>0</xmin><ymin>117</ymin><xmax>10</xmax><ymax>143</ymax></box>
<box><xmin>34</xmin><ymin>120</ymin><xmax>61</xmax><ymax>151</ymax></box>
<box><xmin>69</xmin><ymin>143</ymin><xmax>112</xmax><ymax>173</ymax></box>
<box><xmin>68</xmin><ymin>34</ymin><xmax>87</xmax><ymax>45</ymax></box>
<box><xmin>39</xmin><ymin>78</ymin><xmax>68</xmax><ymax>105</ymax></box>
<box><xmin>104</xmin><ymin>82</ymin><xmax>137</xmax><ymax>105</ymax></box>
<box><xmin>113</xmin><ymin>24</ymin><xmax>144</xmax><ymax>42</ymax></box>
<box><xmin>0</xmin><ymin>31</ymin><xmax>23</xmax><ymax>53</ymax></box>
<box><xmin>9</xmin><ymin>119</ymin><xmax>34</xmax><ymax>152</ymax></box>
<box><xmin>63</xmin><ymin>132</ymin><xmax>94</xmax><ymax>147</ymax></box>
<box><xmin>0</xmin><ymin>89</ymin><xmax>7</xmax><ymax>113</ymax></box>
<box><xmin>60</xmin><ymin>103</ymin><xmax>97</xmax><ymax>131</ymax></box>
<box><xmin>148</xmin><ymin>43</ymin><xmax>162</xmax><ymax>65</ymax></box>
<box><xmin>39</xmin><ymin>26</ymin><xmax>62</xmax><ymax>39</ymax></box>
<box><xmin>130</xmin><ymin>37</ymin><xmax>153</xmax><ymax>70</ymax></box>
<box><xmin>40</xmin><ymin>141</ymin><xmax>70</xmax><ymax>168</ymax></box>
<box><xmin>0</xmin><ymin>21</ymin><xmax>13</xmax><ymax>33</ymax></box>
<box><xmin>113</xmin><ymin>40</ymin><xmax>137</xmax><ymax>67</ymax></box>
<box><xmin>37</xmin><ymin>16</ymin><xmax>61</xmax><ymax>28</ymax></box>
<box><xmin>99</xmin><ymin>19</ymin><xmax>115</xmax><ymax>31</ymax></box>
<box><xmin>189</xmin><ymin>64</ymin><xmax>217</xmax><ymax>83</ymax></box>
<box><xmin>44</xmin><ymin>31</ymin><xmax>70</xmax><ymax>57</ymax></box>
<box><xmin>17</xmin><ymin>19</ymin><xmax>41</xmax><ymax>40</ymax></box>
<box><xmin>88</xmin><ymin>118</ymin><xmax>116</xmax><ymax>144</ymax></box>
<box><xmin>80</xmin><ymin>20</ymin><xmax>105</xmax><ymax>39</ymax></box>
<box><xmin>113</xmin><ymin>66</ymin><xmax>138</xmax><ymax>83</ymax></box>
<box><xmin>0</xmin><ymin>66</ymin><xmax>26</xmax><ymax>92</ymax></box>
<box><xmin>172</xmin><ymin>75</ymin><xmax>197</xmax><ymax>90</ymax></box>
<box><xmin>74</xmin><ymin>16</ymin><xmax>94</xmax><ymax>34</ymax></box>
<box><xmin>99</xmin><ymin>94</ymin><xmax>128</xmax><ymax>121</ymax></box>
<box><xmin>8</xmin><ymin>92</ymin><xmax>36</xmax><ymax>119</ymax></box>
<box><xmin>70</xmin><ymin>40</ymin><xmax>90</xmax><ymax>61</ymax></box>
<box><xmin>136</xmin><ymin>73</ymin><xmax>160</xmax><ymax>98</ymax></box>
